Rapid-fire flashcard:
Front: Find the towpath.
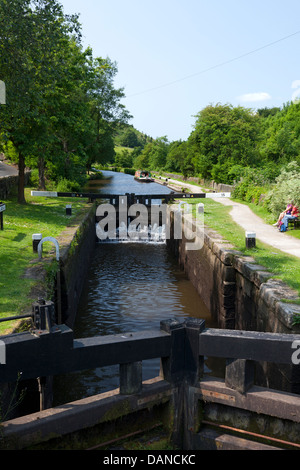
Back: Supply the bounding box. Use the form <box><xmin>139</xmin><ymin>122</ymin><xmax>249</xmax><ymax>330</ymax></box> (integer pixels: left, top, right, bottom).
<box><xmin>161</xmin><ymin>177</ymin><xmax>300</xmax><ymax>259</ymax></box>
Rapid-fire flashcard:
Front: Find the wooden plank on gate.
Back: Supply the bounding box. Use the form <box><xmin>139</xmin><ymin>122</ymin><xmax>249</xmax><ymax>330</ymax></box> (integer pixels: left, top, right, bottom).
<box><xmin>198</xmin><ymin>329</ymin><xmax>300</xmax><ymax>364</ymax></box>
<box><xmin>195</xmin><ymin>377</ymin><xmax>300</xmax><ymax>422</ymax></box>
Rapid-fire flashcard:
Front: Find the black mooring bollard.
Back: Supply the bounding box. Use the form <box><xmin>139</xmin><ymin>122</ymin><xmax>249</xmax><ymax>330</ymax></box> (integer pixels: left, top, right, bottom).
<box><xmin>32</xmin><ymin>233</ymin><xmax>43</xmax><ymax>253</ymax></box>
<box><xmin>245</xmin><ymin>231</ymin><xmax>256</xmax><ymax>248</ymax></box>
<box><xmin>66</xmin><ymin>204</ymin><xmax>72</xmax><ymax>216</ymax></box>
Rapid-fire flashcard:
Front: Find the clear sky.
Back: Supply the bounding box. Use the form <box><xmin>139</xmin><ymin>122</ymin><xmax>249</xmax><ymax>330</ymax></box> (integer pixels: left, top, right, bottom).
<box><xmin>59</xmin><ymin>0</ymin><xmax>300</xmax><ymax>142</ymax></box>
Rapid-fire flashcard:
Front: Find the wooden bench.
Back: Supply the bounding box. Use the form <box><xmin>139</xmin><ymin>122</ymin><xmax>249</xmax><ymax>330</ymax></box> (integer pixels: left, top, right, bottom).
<box><xmin>288</xmin><ymin>217</ymin><xmax>300</xmax><ymax>229</ymax></box>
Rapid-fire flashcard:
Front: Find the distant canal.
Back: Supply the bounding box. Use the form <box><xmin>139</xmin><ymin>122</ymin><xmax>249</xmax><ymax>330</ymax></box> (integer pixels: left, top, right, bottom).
<box><xmin>53</xmin><ymin>171</ymin><xmax>216</xmax><ymax>405</ymax></box>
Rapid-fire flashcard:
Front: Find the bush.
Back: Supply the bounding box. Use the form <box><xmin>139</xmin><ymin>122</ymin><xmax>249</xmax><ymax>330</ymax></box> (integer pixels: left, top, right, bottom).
<box><xmin>233</xmin><ymin>181</ymin><xmax>267</xmax><ymax>204</ymax></box>
<box><xmin>264</xmin><ymin>161</ymin><xmax>300</xmax><ymax>216</ymax></box>
<box><xmin>29</xmin><ymin>168</ymin><xmax>39</xmax><ymax>188</ymax></box>
<box><xmin>56</xmin><ymin>178</ymin><xmax>82</xmax><ymax>192</ymax></box>
<box><xmin>110</xmin><ymin>167</ymin><xmax>121</xmax><ymax>172</ymax></box>
<box><xmin>232</xmin><ymin>166</ymin><xmax>278</xmax><ymax>205</ymax></box>
<box><xmin>123</xmin><ymin>168</ymin><xmax>136</xmax><ymax>175</ymax></box>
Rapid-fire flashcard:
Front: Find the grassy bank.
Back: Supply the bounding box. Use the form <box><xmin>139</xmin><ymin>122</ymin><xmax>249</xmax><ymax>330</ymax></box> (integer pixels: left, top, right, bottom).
<box><xmin>0</xmin><ymin>189</ymin><xmax>88</xmax><ymax>333</ymax></box>
<box><xmin>190</xmin><ymin>198</ymin><xmax>300</xmax><ymax>300</ymax></box>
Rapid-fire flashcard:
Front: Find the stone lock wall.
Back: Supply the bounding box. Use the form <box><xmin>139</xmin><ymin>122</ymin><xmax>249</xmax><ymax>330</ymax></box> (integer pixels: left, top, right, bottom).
<box><xmin>167</xmin><ymin>213</ymin><xmax>300</xmax><ymax>333</ymax></box>
<box><xmin>58</xmin><ymin>203</ymin><xmax>97</xmax><ymax>328</ymax></box>
<box><xmin>167</xmin><ymin>212</ymin><xmax>300</xmax><ymax>393</ymax></box>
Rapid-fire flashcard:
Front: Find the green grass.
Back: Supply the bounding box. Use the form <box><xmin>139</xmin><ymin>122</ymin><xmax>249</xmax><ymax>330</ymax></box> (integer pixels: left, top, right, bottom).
<box><xmin>0</xmin><ymin>189</ymin><xmax>88</xmax><ymax>332</ymax></box>
<box><xmin>190</xmin><ymin>198</ymin><xmax>300</xmax><ymax>298</ymax></box>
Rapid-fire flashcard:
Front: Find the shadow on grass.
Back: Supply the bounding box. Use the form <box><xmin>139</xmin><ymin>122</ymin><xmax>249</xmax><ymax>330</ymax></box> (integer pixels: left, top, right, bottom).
<box><xmin>12</xmin><ymin>233</ymin><xmax>26</xmax><ymax>242</ymax></box>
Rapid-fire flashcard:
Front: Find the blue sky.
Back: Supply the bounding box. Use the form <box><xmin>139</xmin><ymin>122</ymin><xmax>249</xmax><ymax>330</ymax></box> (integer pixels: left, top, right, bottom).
<box><xmin>59</xmin><ymin>0</ymin><xmax>300</xmax><ymax>141</ymax></box>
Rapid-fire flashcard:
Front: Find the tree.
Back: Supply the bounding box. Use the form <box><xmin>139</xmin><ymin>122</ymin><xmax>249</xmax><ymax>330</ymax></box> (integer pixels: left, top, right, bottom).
<box><xmin>0</xmin><ymin>0</ymin><xmax>34</xmax><ymax>202</ymax></box>
<box><xmin>119</xmin><ymin>128</ymin><xmax>140</xmax><ymax>148</ymax></box>
<box><xmin>257</xmin><ymin>107</ymin><xmax>281</xmax><ymax>118</ymax></box>
<box><xmin>133</xmin><ymin>137</ymin><xmax>169</xmax><ymax>170</ymax></box>
<box><xmin>188</xmin><ymin>104</ymin><xmax>261</xmax><ymax>182</ymax></box>
<box><xmin>133</xmin><ymin>142</ymin><xmax>152</xmax><ymax>169</ymax></box>
<box><xmin>85</xmin><ymin>56</ymin><xmax>131</xmax><ymax>171</ymax></box>
<box><xmin>0</xmin><ymin>0</ymin><xmax>130</xmax><ymax>200</ymax></box>
<box><xmin>259</xmin><ymin>102</ymin><xmax>300</xmax><ymax>166</ymax></box>
<box><xmin>148</xmin><ymin>136</ymin><xmax>169</xmax><ymax>169</ymax></box>
<box><xmin>115</xmin><ymin>149</ymin><xmax>133</xmax><ymax>168</ymax></box>
<box><xmin>0</xmin><ymin>0</ymin><xmax>82</xmax><ymax>200</ymax></box>
<box><xmin>164</xmin><ymin>140</ymin><xmax>187</xmax><ymax>173</ymax></box>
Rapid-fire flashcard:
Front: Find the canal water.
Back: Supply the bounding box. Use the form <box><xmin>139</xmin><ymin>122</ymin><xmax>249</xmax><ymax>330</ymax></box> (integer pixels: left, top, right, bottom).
<box><xmin>53</xmin><ymin>171</ymin><xmax>216</xmax><ymax>406</ymax></box>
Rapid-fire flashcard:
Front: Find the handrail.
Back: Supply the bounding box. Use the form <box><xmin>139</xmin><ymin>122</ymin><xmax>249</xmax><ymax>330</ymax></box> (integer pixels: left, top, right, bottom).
<box><xmin>198</xmin><ymin>328</ymin><xmax>300</xmax><ymax>365</ymax></box>
<box><xmin>0</xmin><ymin>310</ymin><xmax>299</xmax><ymax>388</ymax></box>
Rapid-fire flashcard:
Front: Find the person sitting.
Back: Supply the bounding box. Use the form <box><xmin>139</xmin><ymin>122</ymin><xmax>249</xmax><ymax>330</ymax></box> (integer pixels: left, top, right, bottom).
<box><xmin>280</xmin><ymin>204</ymin><xmax>299</xmax><ymax>232</ymax></box>
<box><xmin>273</xmin><ymin>203</ymin><xmax>293</xmax><ymax>227</ymax></box>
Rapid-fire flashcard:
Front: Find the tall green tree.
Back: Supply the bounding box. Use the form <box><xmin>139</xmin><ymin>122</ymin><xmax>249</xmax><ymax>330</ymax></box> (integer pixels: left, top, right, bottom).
<box><xmin>84</xmin><ymin>56</ymin><xmax>131</xmax><ymax>172</ymax></box>
<box><xmin>259</xmin><ymin>102</ymin><xmax>300</xmax><ymax>165</ymax></box>
<box><xmin>0</xmin><ymin>0</ymin><xmax>35</xmax><ymax>202</ymax></box>
<box><xmin>0</xmin><ymin>0</ymin><xmax>130</xmax><ymax>200</ymax></box>
<box><xmin>188</xmin><ymin>104</ymin><xmax>261</xmax><ymax>182</ymax></box>
<box><xmin>134</xmin><ymin>136</ymin><xmax>169</xmax><ymax>170</ymax></box>
<box><xmin>119</xmin><ymin>128</ymin><xmax>140</xmax><ymax>148</ymax></box>
<box><xmin>164</xmin><ymin>140</ymin><xmax>184</xmax><ymax>173</ymax></box>
<box><xmin>0</xmin><ymin>0</ymin><xmax>82</xmax><ymax>200</ymax></box>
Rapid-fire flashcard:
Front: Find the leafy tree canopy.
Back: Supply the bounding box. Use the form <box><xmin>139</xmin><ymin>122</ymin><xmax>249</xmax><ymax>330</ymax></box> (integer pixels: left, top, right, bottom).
<box><xmin>0</xmin><ymin>0</ymin><xmax>130</xmax><ymax>201</ymax></box>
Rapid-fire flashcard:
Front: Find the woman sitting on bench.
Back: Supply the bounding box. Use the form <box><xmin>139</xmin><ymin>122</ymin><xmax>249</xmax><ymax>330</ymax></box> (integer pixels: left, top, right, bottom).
<box><xmin>280</xmin><ymin>204</ymin><xmax>299</xmax><ymax>232</ymax></box>
<box><xmin>273</xmin><ymin>203</ymin><xmax>293</xmax><ymax>227</ymax></box>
